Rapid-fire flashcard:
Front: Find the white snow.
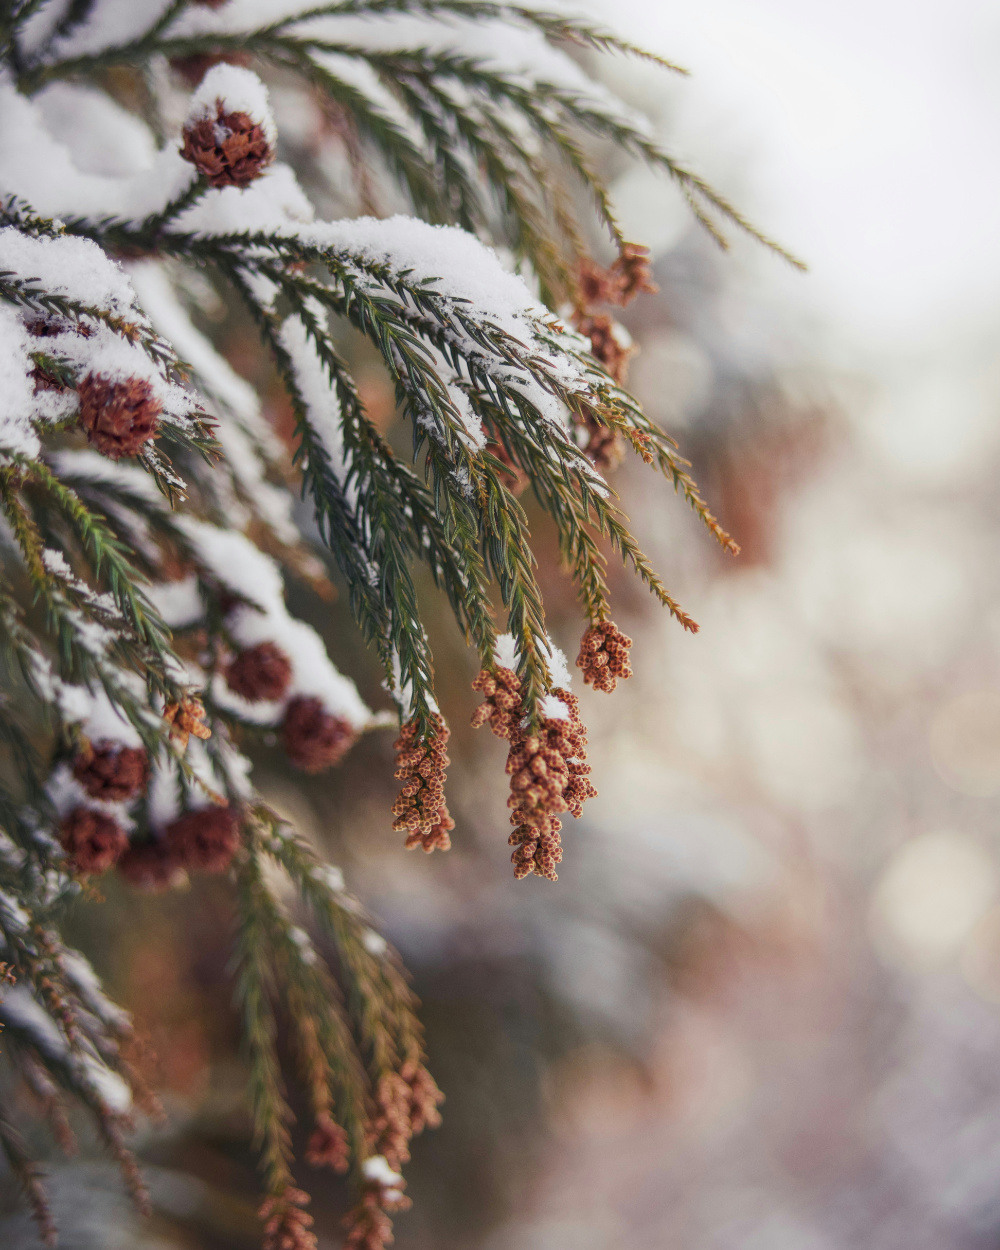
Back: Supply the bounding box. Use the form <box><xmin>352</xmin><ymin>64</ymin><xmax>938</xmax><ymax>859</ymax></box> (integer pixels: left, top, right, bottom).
<box><xmin>494</xmin><ymin>633</ymin><xmax>519</xmax><ymax>671</ymax></box>
<box><xmin>362</xmin><ymin>1155</ymin><xmax>404</xmax><ymax>1187</ymax></box>
<box><xmin>0</xmin><ymin>303</ymin><xmax>40</xmax><ymax>459</ymax></box>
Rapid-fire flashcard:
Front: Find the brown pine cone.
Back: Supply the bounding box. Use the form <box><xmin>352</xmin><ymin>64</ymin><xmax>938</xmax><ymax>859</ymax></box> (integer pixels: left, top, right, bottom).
<box><xmin>225</xmin><ymin>642</ymin><xmax>293</xmax><ymax>703</ymax></box>
<box><xmin>165</xmin><ymin>806</ymin><xmax>240</xmax><ymax>873</ymax></box>
<box><xmin>77</xmin><ymin>373</ymin><xmax>161</xmax><ymax>460</ymax></box>
<box><xmin>117</xmin><ymin>836</ymin><xmax>182</xmax><ymax>892</ymax></box>
<box><xmin>576</xmin><ymin>621</ymin><xmax>633</xmax><ymax>692</ymax></box>
<box><xmin>60</xmin><ymin>807</ymin><xmax>128</xmax><ymax>876</ymax></box>
<box><xmin>612</xmin><ymin>242</ymin><xmax>658</xmax><ymax>304</ymax></box>
<box><xmin>72</xmin><ymin>740</ymin><xmax>149</xmax><ymax>803</ymax></box>
<box><xmin>282</xmin><ymin>697</ymin><xmax>356</xmax><ymax>772</ymax></box>
<box><xmin>181</xmin><ymin>101</ymin><xmax>274</xmax><ymax>189</ymax></box>
<box><xmin>576</xmin><ymin>313</ymin><xmax>632</xmax><ymax>384</ymax></box>
<box><xmin>576</xmin><ymin>256</ymin><xmax>626</xmax><ymax>307</ymax></box>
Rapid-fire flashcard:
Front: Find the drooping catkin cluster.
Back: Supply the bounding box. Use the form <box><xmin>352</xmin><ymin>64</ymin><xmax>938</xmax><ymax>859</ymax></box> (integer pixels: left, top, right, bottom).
<box><xmin>371</xmin><ymin>1061</ymin><xmax>444</xmax><ymax>1169</ymax></box>
<box><xmin>571</xmin><ymin>245</ymin><xmax>659</xmax><ymax>471</ymax></box>
<box><xmin>259</xmin><ymin>1188</ymin><xmax>317</xmax><ymax>1250</ymax></box>
<box><xmin>471</xmin><ymin>658</ymin><xmax>596</xmax><ymax>881</ymax></box>
<box><xmin>576</xmin><ymin>622</ymin><xmax>634</xmax><ymax>692</ymax></box>
<box><xmin>391</xmin><ymin>715</ymin><xmax>454</xmax><ymax>853</ymax></box>
<box><xmin>506</xmin><ymin>696</ymin><xmax>595</xmax><ymax>881</ymax></box>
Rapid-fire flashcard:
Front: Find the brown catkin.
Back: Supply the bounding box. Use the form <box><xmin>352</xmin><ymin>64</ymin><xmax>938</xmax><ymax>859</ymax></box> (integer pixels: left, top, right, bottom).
<box><xmin>282</xmin><ymin>696</ymin><xmax>356</xmax><ymax>773</ymax></box>
<box><xmin>72</xmin><ymin>741</ymin><xmax>149</xmax><ymax>803</ymax></box>
<box><xmin>60</xmin><ymin>808</ymin><xmax>129</xmax><ymax>876</ymax></box>
<box><xmin>226</xmin><ymin>641</ymin><xmax>293</xmax><ymax>703</ymax></box>
<box><xmin>181</xmin><ymin>102</ymin><xmax>274</xmax><ymax>189</ymax></box>
<box><xmin>305</xmin><ymin>1114</ymin><xmax>350</xmax><ymax>1173</ymax></box>
<box><xmin>77</xmin><ymin>373</ymin><xmax>161</xmax><ymax>460</ymax></box>
<box><xmin>505</xmin><ymin>693</ymin><xmax>595</xmax><ymax>882</ymax></box>
<box><xmin>259</xmin><ymin>1188</ymin><xmax>317</xmax><ymax>1250</ymax></box>
<box><xmin>576</xmin><ymin>621</ymin><xmax>633</xmax><ymax>692</ymax></box>
<box><xmin>470</xmin><ymin>667</ymin><xmax>522</xmax><ymax>740</ymax></box>
<box><xmin>391</xmin><ymin>715</ymin><xmax>453</xmax><ymax>852</ymax></box>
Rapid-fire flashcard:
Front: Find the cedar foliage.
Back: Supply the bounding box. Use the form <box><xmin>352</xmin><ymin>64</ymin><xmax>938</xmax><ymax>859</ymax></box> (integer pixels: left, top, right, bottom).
<box><xmin>0</xmin><ymin>1</ymin><xmax>795</xmax><ymax>1244</ymax></box>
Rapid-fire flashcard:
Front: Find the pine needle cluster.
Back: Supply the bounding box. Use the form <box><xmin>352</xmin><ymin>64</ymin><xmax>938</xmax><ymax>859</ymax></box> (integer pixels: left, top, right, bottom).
<box><xmin>0</xmin><ymin>0</ymin><xmax>794</xmax><ymax>1244</ymax></box>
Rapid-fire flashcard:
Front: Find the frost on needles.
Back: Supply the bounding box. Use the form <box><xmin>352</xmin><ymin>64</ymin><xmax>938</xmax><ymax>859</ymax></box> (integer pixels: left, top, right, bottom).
<box><xmin>0</xmin><ymin>1</ymin><xmax>795</xmax><ymax>1247</ymax></box>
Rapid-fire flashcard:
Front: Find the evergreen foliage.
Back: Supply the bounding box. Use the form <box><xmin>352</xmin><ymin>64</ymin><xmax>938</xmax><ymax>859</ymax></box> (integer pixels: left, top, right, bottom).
<box><xmin>0</xmin><ymin>1</ymin><xmax>795</xmax><ymax>1244</ymax></box>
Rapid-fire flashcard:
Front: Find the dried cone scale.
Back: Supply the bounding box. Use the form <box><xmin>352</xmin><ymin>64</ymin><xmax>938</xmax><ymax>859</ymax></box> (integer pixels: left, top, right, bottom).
<box><xmin>77</xmin><ymin>373</ymin><xmax>161</xmax><ymax>460</ymax></box>
<box><xmin>181</xmin><ymin>101</ymin><xmax>274</xmax><ymax>189</ymax></box>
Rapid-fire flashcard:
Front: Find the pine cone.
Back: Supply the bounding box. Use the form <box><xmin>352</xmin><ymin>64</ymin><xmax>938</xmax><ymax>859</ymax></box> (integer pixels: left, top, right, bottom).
<box><xmin>576</xmin><ymin>256</ymin><xmax>625</xmax><ymax>307</ymax></box>
<box><xmin>282</xmin><ymin>697</ymin><xmax>356</xmax><ymax>772</ymax></box>
<box><xmin>612</xmin><ymin>242</ymin><xmax>658</xmax><ymax>303</ymax></box>
<box><xmin>391</xmin><ymin>715</ymin><xmax>453</xmax><ymax>852</ymax></box>
<box><xmin>60</xmin><ymin>807</ymin><xmax>128</xmax><ymax>876</ymax></box>
<box><xmin>118</xmin><ymin>836</ymin><xmax>182</xmax><ymax>892</ymax></box>
<box><xmin>77</xmin><ymin>373</ymin><xmax>161</xmax><ymax>460</ymax></box>
<box><xmin>576</xmin><ymin>313</ymin><xmax>632</xmax><ymax>384</ymax></box>
<box><xmin>226</xmin><ymin>642</ymin><xmax>293</xmax><ymax>702</ymax></box>
<box><xmin>72</xmin><ymin>740</ymin><xmax>149</xmax><ymax>803</ymax></box>
<box><xmin>181</xmin><ymin>101</ymin><xmax>274</xmax><ymax>189</ymax></box>
<box><xmin>165</xmin><ymin>806</ymin><xmax>240</xmax><ymax>873</ymax></box>
<box><xmin>576</xmin><ymin>621</ymin><xmax>633</xmax><ymax>692</ymax></box>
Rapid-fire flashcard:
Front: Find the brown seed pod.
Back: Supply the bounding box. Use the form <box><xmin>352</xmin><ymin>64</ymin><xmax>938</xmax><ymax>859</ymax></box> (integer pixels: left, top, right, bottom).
<box><xmin>72</xmin><ymin>740</ymin><xmax>149</xmax><ymax>803</ymax></box>
<box><xmin>117</xmin><ymin>836</ymin><xmax>183</xmax><ymax>892</ymax></box>
<box><xmin>181</xmin><ymin>101</ymin><xmax>274</xmax><ymax>189</ymax></box>
<box><xmin>225</xmin><ymin>641</ymin><xmax>293</xmax><ymax>703</ymax></box>
<box><xmin>60</xmin><ymin>807</ymin><xmax>129</xmax><ymax>876</ymax></box>
<box><xmin>282</xmin><ymin>696</ymin><xmax>356</xmax><ymax>773</ymax></box>
<box><xmin>165</xmin><ymin>805</ymin><xmax>240</xmax><ymax>874</ymax></box>
<box><xmin>77</xmin><ymin>373</ymin><xmax>161</xmax><ymax>460</ymax></box>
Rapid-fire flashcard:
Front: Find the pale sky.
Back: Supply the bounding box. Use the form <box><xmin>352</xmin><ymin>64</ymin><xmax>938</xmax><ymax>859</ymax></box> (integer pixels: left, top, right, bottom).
<box><xmin>593</xmin><ymin>0</ymin><xmax>1000</xmax><ymax>353</ymax></box>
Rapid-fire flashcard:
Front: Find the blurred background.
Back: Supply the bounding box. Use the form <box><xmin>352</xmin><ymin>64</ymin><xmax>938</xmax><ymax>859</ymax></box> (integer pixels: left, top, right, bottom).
<box><xmin>6</xmin><ymin>0</ymin><xmax>1000</xmax><ymax>1246</ymax></box>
